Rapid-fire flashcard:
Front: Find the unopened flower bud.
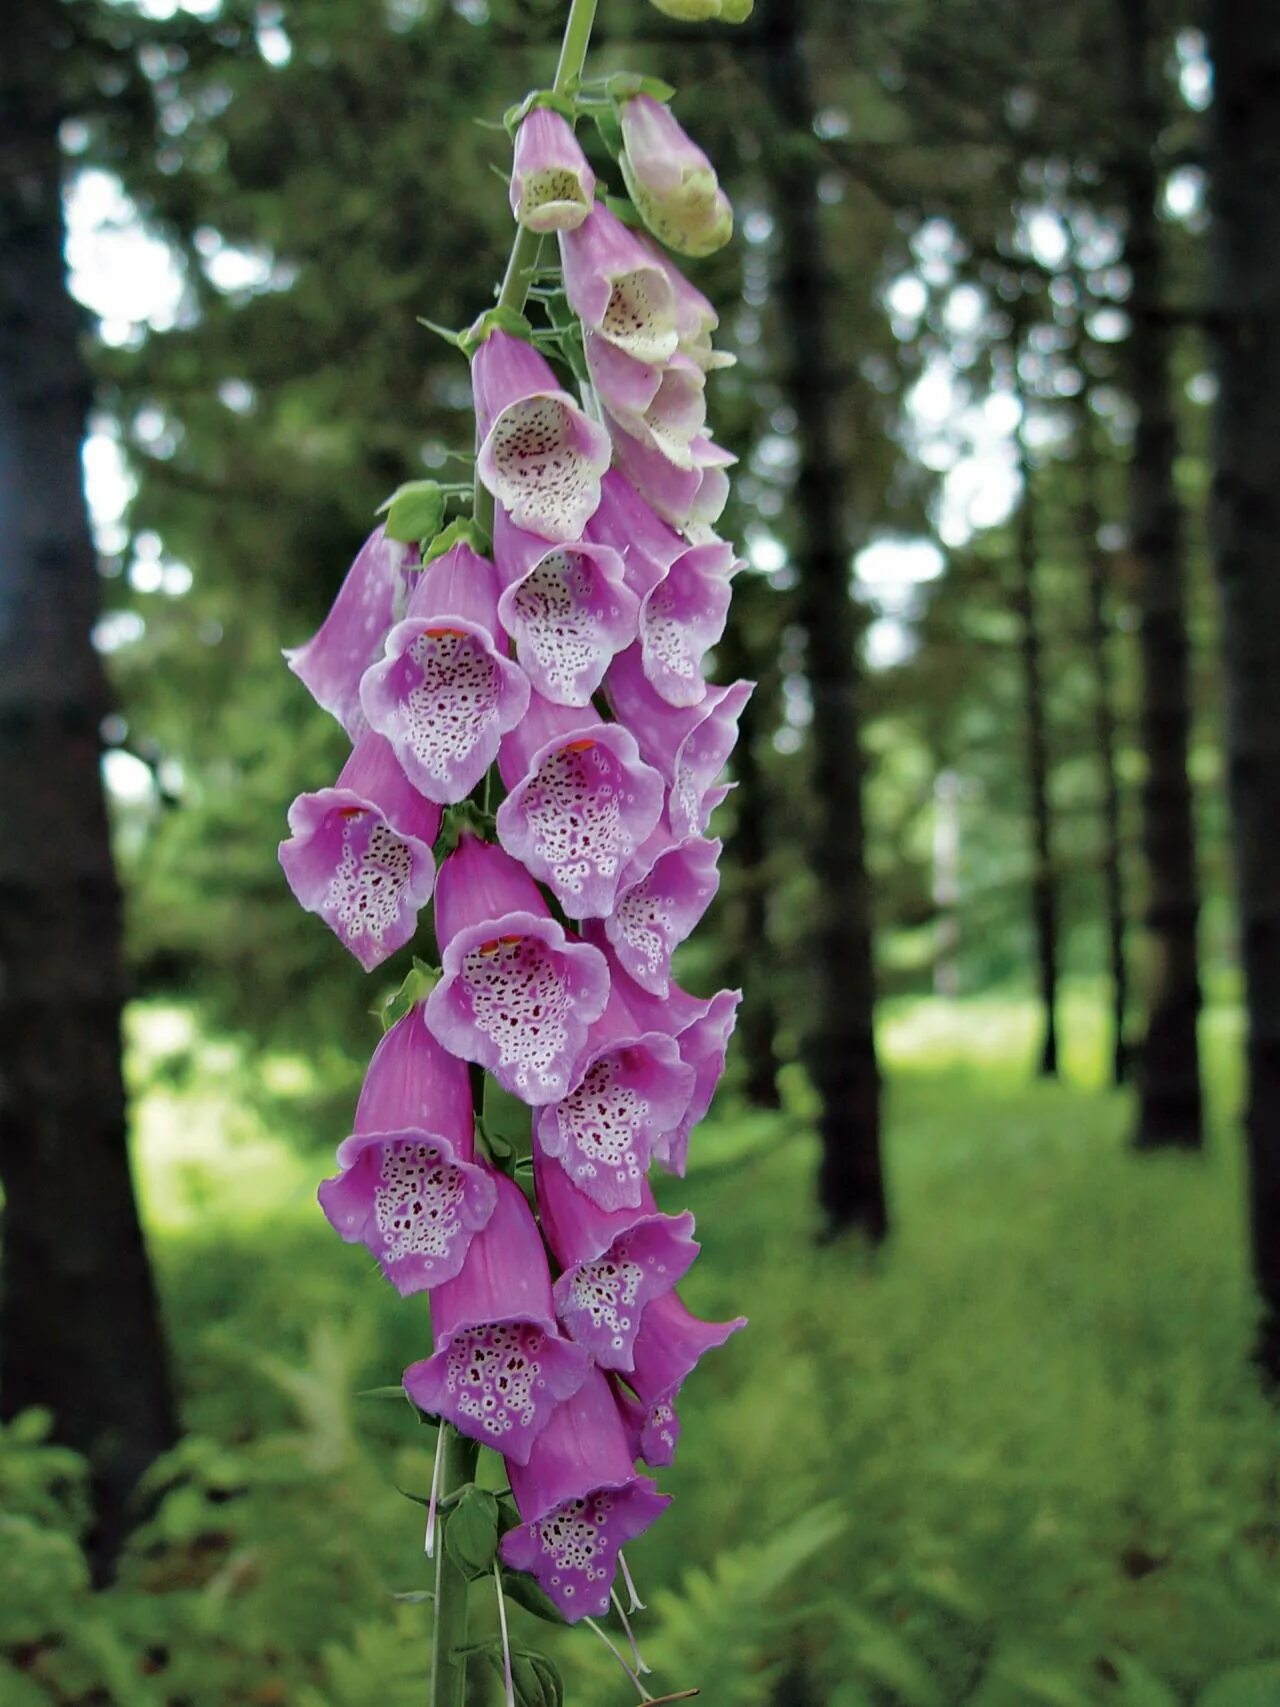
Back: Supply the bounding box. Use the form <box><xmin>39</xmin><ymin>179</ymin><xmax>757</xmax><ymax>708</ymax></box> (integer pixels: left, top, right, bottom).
<box><xmin>619</xmin><ymin>96</ymin><xmax>732</xmax><ymax>258</ymax></box>
<box><xmin>647</xmin><ymin>0</ymin><xmax>752</xmax><ymax>20</ymax></box>
<box><xmin>510</xmin><ymin>108</ymin><xmax>595</xmax><ymax>233</ymax></box>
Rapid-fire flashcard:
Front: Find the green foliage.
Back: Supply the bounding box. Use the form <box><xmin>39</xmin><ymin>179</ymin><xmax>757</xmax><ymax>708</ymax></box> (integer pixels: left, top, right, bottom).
<box><xmin>6</xmin><ymin>996</ymin><xmax>1277</xmax><ymax>1704</ymax></box>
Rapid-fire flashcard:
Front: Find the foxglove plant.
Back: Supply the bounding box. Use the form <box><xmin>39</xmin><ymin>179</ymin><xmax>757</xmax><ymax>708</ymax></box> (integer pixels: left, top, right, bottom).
<box><xmin>281</xmin><ymin>2</ymin><xmax>754</xmax><ymax>1700</ymax></box>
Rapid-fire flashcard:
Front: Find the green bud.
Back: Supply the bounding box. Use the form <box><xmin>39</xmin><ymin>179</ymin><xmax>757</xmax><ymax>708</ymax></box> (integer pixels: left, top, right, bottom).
<box><xmin>647</xmin><ymin>0</ymin><xmax>721</xmax><ymax>16</ymax></box>
<box><xmin>719</xmin><ymin>0</ymin><xmax>754</xmax><ymax>18</ymax></box>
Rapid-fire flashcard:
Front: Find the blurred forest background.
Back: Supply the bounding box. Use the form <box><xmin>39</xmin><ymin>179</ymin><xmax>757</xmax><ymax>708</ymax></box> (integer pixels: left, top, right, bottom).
<box><xmin>2</xmin><ymin>0</ymin><xmax>1279</xmax><ymax>1703</ymax></box>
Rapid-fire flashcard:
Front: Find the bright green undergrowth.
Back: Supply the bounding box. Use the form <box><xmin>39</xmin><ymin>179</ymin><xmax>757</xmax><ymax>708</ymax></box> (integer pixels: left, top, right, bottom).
<box><xmin>2</xmin><ymin>992</ymin><xmax>1277</xmax><ymax>1706</ymax></box>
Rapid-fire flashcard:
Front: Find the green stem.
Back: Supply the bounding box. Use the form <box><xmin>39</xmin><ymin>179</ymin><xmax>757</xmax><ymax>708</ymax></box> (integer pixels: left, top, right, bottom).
<box><xmin>429</xmin><ymin>1426</ymin><xmax>480</xmax><ymax>1707</ymax></box>
<box><xmin>473</xmin><ymin>0</ymin><xmax>600</xmax><ymax>536</ymax></box>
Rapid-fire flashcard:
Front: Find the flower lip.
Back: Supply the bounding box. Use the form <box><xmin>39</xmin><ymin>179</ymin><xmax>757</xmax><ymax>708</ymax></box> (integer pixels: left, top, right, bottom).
<box><xmin>358</xmin><ymin>614</ymin><xmax>530</xmax><ymax>805</ymax></box>
<box><xmin>426</xmin><ymin>909</ymin><xmax>610</xmax><ymax>1105</ymax></box>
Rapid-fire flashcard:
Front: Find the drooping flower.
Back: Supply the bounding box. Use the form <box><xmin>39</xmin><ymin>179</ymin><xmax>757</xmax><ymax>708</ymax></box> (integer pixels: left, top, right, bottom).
<box><xmin>317</xmin><ymin>1008</ymin><xmax>497</xmax><ymax>1295</ymax></box>
<box><xmin>602</xmin><ymin>826</ymin><xmax>722</xmax><ymax>996</ymax></box>
<box><xmin>493</xmin><ymin>507</ymin><xmax>638</xmax><ymax>707</ymax></box>
<box><xmin>472</xmin><ymin>330</ymin><xmax>612</xmax><ymax>542</ymax></box>
<box><xmin>285</xmin><ymin>527</ymin><xmax>415</xmax><ymax>738</ymax></box>
<box><xmin>279</xmin><ymin>730</ymin><xmax>441</xmax><ymax>970</ymax></box>
<box><xmin>638</xmin><ymin>233</ymin><xmax>736</xmax><ymax>372</ymax></box>
<box><xmin>590</xmin><ymin>956</ymin><xmax>742</xmax><ymax>1176</ymax></box>
<box><xmin>510</xmin><ymin>108</ymin><xmax>596</xmax><ymax>233</ymax></box>
<box><xmin>532</xmin><ymin>985</ymin><xmax>694</xmax><ymax>1211</ymax></box>
<box><xmin>495</xmin><ymin>692</ymin><xmax>666</xmax><ymax>919</ymax></box>
<box><xmin>637</xmin><ymin>538</ymin><xmax>739</xmax><ymax>707</ymax></box>
<box><xmin>605</xmin><ymin>644</ymin><xmax>753</xmax><ymax>837</ymax></box>
<box><xmin>585</xmin><ymin>467</ymin><xmax>686</xmax><ymax>600</ymax></box>
<box><xmin>619</xmin><ymin>96</ymin><xmax>733</xmax><ymax>258</ymax></box>
<box><xmin>403</xmin><ymin>1170</ymin><xmax>589</xmax><ymax>1462</ymax></box>
<box><xmin>501</xmin><ymin>1364</ymin><xmax>670</xmax><ymax>1620</ymax></box>
<box><xmin>559</xmin><ymin>204</ymin><xmax>680</xmax><ymax>367</ymax></box>
<box><xmin>535</xmin><ymin>1148</ymin><xmax>697</xmax><ymax>1370</ymax></box>
<box><xmin>612</xmin><ymin>1291</ymin><xmax>746</xmax><ymax>1467</ymax></box>
<box><xmin>608</xmin><ymin>417</ymin><xmax>735</xmax><ymax>530</ymax></box>
<box><xmin>359</xmin><ymin>541</ymin><xmax>529</xmax><ymax>804</ymax></box>
<box><xmin>426</xmin><ymin>835</ymin><xmax>610</xmax><ymax>1105</ymax></box>
<box><xmin>584</xmin><ymin>337</ymin><xmax>707</xmax><ymax>469</ymax></box>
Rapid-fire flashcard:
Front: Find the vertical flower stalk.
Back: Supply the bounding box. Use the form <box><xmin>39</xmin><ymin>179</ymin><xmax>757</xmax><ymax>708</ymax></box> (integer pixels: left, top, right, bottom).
<box><xmin>280</xmin><ymin>2</ymin><xmax>755</xmax><ymax>1699</ymax></box>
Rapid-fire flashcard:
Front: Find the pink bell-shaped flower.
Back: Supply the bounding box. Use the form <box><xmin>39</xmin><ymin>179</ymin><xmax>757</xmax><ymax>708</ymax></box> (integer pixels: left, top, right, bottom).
<box><xmin>533</xmin><ymin>985</ymin><xmax>694</xmax><ymax>1211</ymax></box>
<box><xmin>584</xmin><ymin>337</ymin><xmax>708</xmax><ymax>471</ymax></box>
<box><xmin>535</xmin><ymin>1148</ymin><xmax>698</xmax><ymax>1371</ymax></box>
<box><xmin>495</xmin><ymin>692</ymin><xmax>666</xmax><ymax>919</ymax></box>
<box><xmin>619</xmin><ymin>95</ymin><xmax>733</xmax><ymax>258</ymax></box>
<box><xmin>285</xmin><ymin>527</ymin><xmax>415</xmax><ymax>739</ymax></box>
<box><xmin>613</xmin><ymin>1291</ymin><xmax>746</xmax><ymax>1467</ymax></box>
<box><xmin>472</xmin><ymin>331</ymin><xmax>611</xmax><ymax>542</ymax></box>
<box><xmin>279</xmin><ymin>730</ymin><xmax>441</xmax><ymax>971</ymax></box>
<box><xmin>638</xmin><ymin>538</ymin><xmax>740</xmax><ymax>708</ymax></box>
<box><xmin>605</xmin><ymin>645</ymin><xmax>753</xmax><ymax>838</ymax></box>
<box><xmin>559</xmin><ymin>204</ymin><xmax>680</xmax><ymax>366</ymax></box>
<box><xmin>359</xmin><ymin>542</ymin><xmax>530</xmax><ymax>804</ymax></box>
<box><xmin>603</xmin><ymin>825</ymin><xmax>722</xmax><ymax>997</ymax></box>
<box><xmin>500</xmin><ymin>1365</ymin><xmax>670</xmax><ymax>1621</ymax></box>
<box><xmin>585</xmin><ymin>467</ymin><xmax>686</xmax><ymax>601</ymax></box>
<box><xmin>593</xmin><ymin>955</ymin><xmax>742</xmax><ymax>1176</ymax></box>
<box><xmin>316</xmin><ymin>1007</ymin><xmax>497</xmax><ymax>1296</ymax></box>
<box><xmin>493</xmin><ymin>508</ymin><xmax>639</xmax><ymax>706</ymax></box>
<box><xmin>509</xmin><ymin>108</ymin><xmax>596</xmax><ymax>233</ymax></box>
<box><xmin>403</xmin><ymin>1170</ymin><xmax>589</xmax><ymax>1462</ymax></box>
<box><xmin>609</xmin><ymin>417</ymin><xmax>735</xmax><ymax>530</ymax></box>
<box><xmin>426</xmin><ymin>836</ymin><xmax>610</xmax><ymax>1105</ymax></box>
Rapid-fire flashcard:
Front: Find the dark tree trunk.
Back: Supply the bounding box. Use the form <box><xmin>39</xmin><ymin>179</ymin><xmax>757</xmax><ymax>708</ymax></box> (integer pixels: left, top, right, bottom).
<box><xmin>1116</xmin><ymin>0</ymin><xmax>1204</xmax><ymax>1148</ymax></box>
<box><xmin>717</xmin><ymin>583</ymin><xmax>783</xmax><ymax>1110</ymax></box>
<box><xmin>1077</xmin><ymin>385</ymin><xmax>1130</xmax><ymax>1087</ymax></box>
<box><xmin>0</xmin><ymin>0</ymin><xmax>177</xmax><ymax>1576</ymax></box>
<box><xmin>1206</xmin><ymin>0</ymin><xmax>1280</xmax><ymax>1380</ymax></box>
<box><xmin>1012</xmin><ymin>394</ymin><xmax>1060</xmax><ymax>1079</ymax></box>
<box><xmin>761</xmin><ymin>5</ymin><xmax>887</xmax><ymax>1239</ymax></box>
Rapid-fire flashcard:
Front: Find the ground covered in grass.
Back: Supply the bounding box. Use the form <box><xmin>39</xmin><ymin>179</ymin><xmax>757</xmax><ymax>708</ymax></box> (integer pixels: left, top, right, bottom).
<box><xmin>3</xmin><ymin>993</ymin><xmax>1278</xmax><ymax>1706</ymax></box>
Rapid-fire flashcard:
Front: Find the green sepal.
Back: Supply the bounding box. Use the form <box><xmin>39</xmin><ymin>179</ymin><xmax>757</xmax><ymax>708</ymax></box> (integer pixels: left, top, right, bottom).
<box><xmin>589</xmin><ymin>105</ymin><xmax>623</xmax><ymax>160</ymax></box>
<box><xmin>417</xmin><ymin>316</ymin><xmax>463</xmax><ymax>348</ymax></box>
<box><xmin>500</xmin><ymin>1567</ymin><xmax>567</xmax><ymax>1625</ymax></box>
<box><xmin>435</xmin><ymin>798</ymin><xmax>497</xmax><ymax>863</ymax></box>
<box><xmin>377</xmin><ymin>958</ymin><xmax>440</xmax><ymax>1032</ymax></box>
<box><xmin>602</xmin><ymin>193</ymin><xmax>645</xmax><ymax>229</ymax></box>
<box><xmin>461</xmin><ymin>304</ymin><xmax>534</xmax><ymax>355</ymax></box>
<box><xmin>603</xmin><ymin>72</ymin><xmax>676</xmax><ymax>103</ymax></box>
<box><xmin>356</xmin><ymin>1383</ymin><xmax>411</xmax><ymax>1402</ymax></box>
<box><xmin>389</xmin><ymin>1589</ymin><xmax>435</xmax><ymax>1605</ymax></box>
<box><xmin>483</xmin><ymin>1077</ymin><xmax>532</xmax><ymax>1157</ymax></box>
<box><xmin>422</xmin><ymin>515</ymin><xmax>492</xmax><ymax>567</ymax></box>
<box><xmin>378</xmin><ymin>479</ymin><xmax>446</xmax><ymax>546</ymax></box>
<box><xmin>503</xmin><ymin>87</ymin><xmax>577</xmax><ymax>138</ymax></box>
<box><xmin>444</xmin><ymin>1485</ymin><xmax>500</xmax><ymax>1580</ymax></box>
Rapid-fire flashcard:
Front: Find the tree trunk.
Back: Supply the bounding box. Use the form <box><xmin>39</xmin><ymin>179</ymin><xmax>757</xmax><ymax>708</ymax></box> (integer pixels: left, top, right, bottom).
<box><xmin>1206</xmin><ymin>0</ymin><xmax>1280</xmax><ymax>1380</ymax></box>
<box><xmin>0</xmin><ymin>0</ymin><xmax>177</xmax><ymax>1576</ymax></box>
<box><xmin>761</xmin><ymin>4</ymin><xmax>887</xmax><ymax>1239</ymax></box>
<box><xmin>717</xmin><ymin>583</ymin><xmax>783</xmax><ymax>1110</ymax></box>
<box><xmin>1077</xmin><ymin>384</ymin><xmax>1130</xmax><ymax>1087</ymax></box>
<box><xmin>1116</xmin><ymin>0</ymin><xmax>1204</xmax><ymax>1148</ymax></box>
<box><xmin>1012</xmin><ymin>393</ymin><xmax>1060</xmax><ymax>1078</ymax></box>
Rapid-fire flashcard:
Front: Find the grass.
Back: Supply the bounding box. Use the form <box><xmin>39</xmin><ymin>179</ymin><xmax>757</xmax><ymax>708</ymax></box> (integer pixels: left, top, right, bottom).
<box><xmin>3</xmin><ymin>990</ymin><xmax>1277</xmax><ymax>1706</ymax></box>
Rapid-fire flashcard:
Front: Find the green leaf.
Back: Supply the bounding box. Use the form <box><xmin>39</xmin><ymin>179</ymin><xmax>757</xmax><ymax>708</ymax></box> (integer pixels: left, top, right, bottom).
<box><xmin>843</xmin><ymin>1609</ymin><xmax>944</xmax><ymax>1707</ymax></box>
<box><xmin>500</xmin><ymin>1568</ymin><xmax>566</xmax><ymax>1625</ymax></box>
<box><xmin>589</xmin><ymin>106</ymin><xmax>623</xmax><ymax>159</ymax></box>
<box><xmin>1103</xmin><ymin>1654</ymin><xmax>1178</xmax><ymax>1707</ymax></box>
<box><xmin>483</xmin><ymin>1077</ymin><xmax>532</xmax><ymax>1155</ymax></box>
<box><xmin>444</xmin><ymin>1485</ymin><xmax>500</xmax><ymax>1580</ymax></box>
<box><xmin>602</xmin><ymin>193</ymin><xmax>644</xmax><ymax>229</ymax></box>
<box><xmin>378</xmin><ymin>480</ymin><xmax>446</xmax><ymax>545</ymax></box>
<box><xmin>1199</xmin><ymin>1664</ymin><xmax>1280</xmax><ymax>1707</ymax></box>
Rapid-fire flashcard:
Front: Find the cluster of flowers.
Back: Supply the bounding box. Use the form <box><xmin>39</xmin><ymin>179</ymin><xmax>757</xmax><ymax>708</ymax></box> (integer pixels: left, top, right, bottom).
<box><xmin>279</xmin><ymin>95</ymin><xmax>747</xmax><ymax>1626</ymax></box>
